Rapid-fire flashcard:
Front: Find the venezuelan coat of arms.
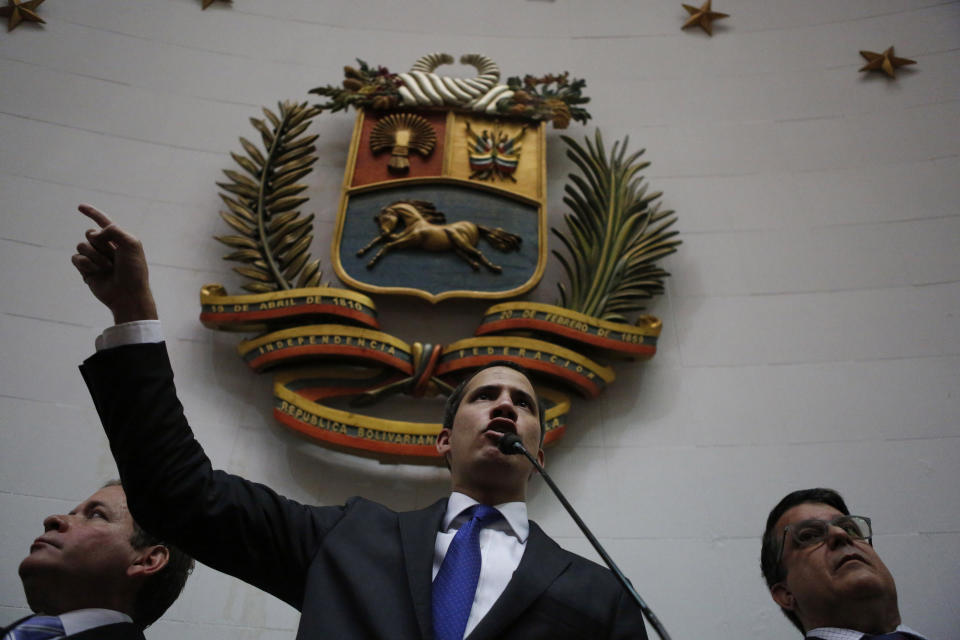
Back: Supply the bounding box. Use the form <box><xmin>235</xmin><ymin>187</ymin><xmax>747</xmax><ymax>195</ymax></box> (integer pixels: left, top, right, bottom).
<box><xmin>198</xmin><ymin>53</ymin><xmax>680</xmax><ymax>463</ymax></box>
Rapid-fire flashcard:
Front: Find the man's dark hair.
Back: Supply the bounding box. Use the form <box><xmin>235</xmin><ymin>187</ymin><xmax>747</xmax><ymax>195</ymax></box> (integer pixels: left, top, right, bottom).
<box><xmin>103</xmin><ymin>480</ymin><xmax>194</xmax><ymax>628</ymax></box>
<box><xmin>441</xmin><ymin>360</ymin><xmax>546</xmax><ymax>446</ymax></box>
<box><xmin>760</xmin><ymin>487</ymin><xmax>850</xmax><ymax>633</ymax></box>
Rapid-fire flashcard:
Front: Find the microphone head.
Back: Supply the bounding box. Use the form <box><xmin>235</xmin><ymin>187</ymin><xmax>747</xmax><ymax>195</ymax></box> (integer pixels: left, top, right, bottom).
<box><xmin>497</xmin><ymin>433</ymin><xmax>524</xmax><ymax>455</ymax></box>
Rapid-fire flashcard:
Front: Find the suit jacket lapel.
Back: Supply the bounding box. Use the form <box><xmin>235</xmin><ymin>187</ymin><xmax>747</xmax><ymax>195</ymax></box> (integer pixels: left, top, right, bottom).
<box><xmin>399</xmin><ymin>497</ymin><xmax>447</xmax><ymax>640</ymax></box>
<box><xmin>466</xmin><ymin>521</ymin><xmax>571</xmax><ymax>640</ymax></box>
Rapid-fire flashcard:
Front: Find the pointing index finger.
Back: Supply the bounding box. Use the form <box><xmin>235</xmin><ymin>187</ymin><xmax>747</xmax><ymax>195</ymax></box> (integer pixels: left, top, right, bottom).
<box><xmin>78</xmin><ymin>204</ymin><xmax>114</xmax><ymax>229</ymax></box>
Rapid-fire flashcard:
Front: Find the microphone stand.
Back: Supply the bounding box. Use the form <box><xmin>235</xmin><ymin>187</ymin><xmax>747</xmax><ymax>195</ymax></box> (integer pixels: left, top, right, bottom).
<box><xmin>499</xmin><ymin>434</ymin><xmax>671</xmax><ymax>640</ymax></box>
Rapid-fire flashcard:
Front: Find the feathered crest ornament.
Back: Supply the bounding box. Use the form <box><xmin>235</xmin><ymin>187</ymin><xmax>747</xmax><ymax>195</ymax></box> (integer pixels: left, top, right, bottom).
<box><xmin>554</xmin><ymin>131</ymin><xmax>681</xmax><ymax>323</ymax></box>
<box><xmin>215</xmin><ymin>100</ymin><xmax>324</xmax><ymax>293</ymax></box>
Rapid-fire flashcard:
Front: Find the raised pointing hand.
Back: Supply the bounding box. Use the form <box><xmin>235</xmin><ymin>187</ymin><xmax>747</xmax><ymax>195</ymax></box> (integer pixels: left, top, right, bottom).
<box><xmin>71</xmin><ymin>204</ymin><xmax>158</xmax><ymax>324</ymax></box>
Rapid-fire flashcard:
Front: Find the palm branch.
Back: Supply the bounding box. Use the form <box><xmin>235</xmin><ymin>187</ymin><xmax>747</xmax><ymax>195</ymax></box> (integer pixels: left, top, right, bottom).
<box><xmin>214</xmin><ymin>100</ymin><xmax>323</xmax><ymax>292</ymax></box>
<box><xmin>553</xmin><ymin>131</ymin><xmax>681</xmax><ymax>322</ymax></box>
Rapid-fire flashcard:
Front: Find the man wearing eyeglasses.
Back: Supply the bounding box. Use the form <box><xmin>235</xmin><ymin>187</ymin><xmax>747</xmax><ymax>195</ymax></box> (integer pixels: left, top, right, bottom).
<box><xmin>760</xmin><ymin>488</ymin><xmax>927</xmax><ymax>640</ymax></box>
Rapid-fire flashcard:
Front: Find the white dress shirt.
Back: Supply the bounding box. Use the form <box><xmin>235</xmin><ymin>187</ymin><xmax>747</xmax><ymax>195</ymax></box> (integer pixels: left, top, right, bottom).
<box><xmin>47</xmin><ymin>609</ymin><xmax>133</xmax><ymax>636</ymax></box>
<box><xmin>433</xmin><ymin>492</ymin><xmax>528</xmax><ymax>638</ymax></box>
<box><xmin>95</xmin><ymin>319</ymin><xmax>163</xmax><ymax>350</ymax></box>
<box><xmin>806</xmin><ymin>624</ymin><xmax>928</xmax><ymax>640</ymax></box>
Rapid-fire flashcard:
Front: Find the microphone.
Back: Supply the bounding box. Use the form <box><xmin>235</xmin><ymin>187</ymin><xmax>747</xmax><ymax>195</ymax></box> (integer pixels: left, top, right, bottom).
<box><xmin>497</xmin><ymin>432</ymin><xmax>524</xmax><ymax>455</ymax></box>
<box><xmin>498</xmin><ymin>433</ymin><xmax>671</xmax><ymax>640</ymax></box>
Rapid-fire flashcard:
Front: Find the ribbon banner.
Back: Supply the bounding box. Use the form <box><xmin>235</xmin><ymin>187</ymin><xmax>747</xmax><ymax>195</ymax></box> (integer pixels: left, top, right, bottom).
<box><xmin>199</xmin><ymin>284</ymin><xmax>659</xmax><ymax>464</ymax></box>
<box><xmin>200</xmin><ymin>285</ymin><xmax>378</xmax><ymax>332</ymax></box>
<box><xmin>475</xmin><ymin>302</ymin><xmax>661</xmax><ymax>359</ymax></box>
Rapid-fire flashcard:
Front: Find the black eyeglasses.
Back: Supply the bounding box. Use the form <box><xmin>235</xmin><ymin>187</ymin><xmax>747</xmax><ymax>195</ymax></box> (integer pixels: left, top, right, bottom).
<box><xmin>776</xmin><ymin>515</ymin><xmax>873</xmax><ymax>570</ymax></box>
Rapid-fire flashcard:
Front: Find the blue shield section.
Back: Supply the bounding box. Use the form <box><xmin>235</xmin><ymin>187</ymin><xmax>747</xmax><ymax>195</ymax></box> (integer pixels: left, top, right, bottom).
<box><xmin>339</xmin><ymin>184</ymin><xmax>540</xmax><ymax>296</ymax></box>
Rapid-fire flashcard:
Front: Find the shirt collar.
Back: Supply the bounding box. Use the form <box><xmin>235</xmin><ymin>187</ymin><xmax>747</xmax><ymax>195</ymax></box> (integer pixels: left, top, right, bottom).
<box><xmin>444</xmin><ymin>491</ymin><xmax>529</xmax><ymax>542</ymax></box>
<box><xmin>806</xmin><ymin>625</ymin><xmax>927</xmax><ymax>640</ymax></box>
<box><xmin>59</xmin><ymin>609</ymin><xmax>133</xmax><ymax>636</ymax></box>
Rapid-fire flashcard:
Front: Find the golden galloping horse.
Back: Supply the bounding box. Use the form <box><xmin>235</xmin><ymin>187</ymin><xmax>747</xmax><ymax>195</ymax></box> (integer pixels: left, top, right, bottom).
<box><xmin>356</xmin><ymin>200</ymin><xmax>522</xmax><ymax>272</ymax></box>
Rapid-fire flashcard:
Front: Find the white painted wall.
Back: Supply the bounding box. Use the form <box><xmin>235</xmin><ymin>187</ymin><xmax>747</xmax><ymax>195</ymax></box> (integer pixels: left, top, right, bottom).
<box><xmin>1</xmin><ymin>1</ymin><xmax>957</xmax><ymax>637</ymax></box>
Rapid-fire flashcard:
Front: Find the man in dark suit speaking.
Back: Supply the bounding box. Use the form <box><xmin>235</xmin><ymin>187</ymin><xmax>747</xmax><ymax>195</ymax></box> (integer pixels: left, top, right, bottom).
<box><xmin>71</xmin><ymin>204</ymin><xmax>648</xmax><ymax>640</ymax></box>
<box><xmin>3</xmin><ymin>482</ymin><xmax>193</xmax><ymax>639</ymax></box>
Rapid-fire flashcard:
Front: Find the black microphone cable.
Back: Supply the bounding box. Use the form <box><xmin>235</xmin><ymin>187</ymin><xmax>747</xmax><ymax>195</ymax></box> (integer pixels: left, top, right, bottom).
<box><xmin>498</xmin><ymin>433</ymin><xmax>672</xmax><ymax>640</ymax></box>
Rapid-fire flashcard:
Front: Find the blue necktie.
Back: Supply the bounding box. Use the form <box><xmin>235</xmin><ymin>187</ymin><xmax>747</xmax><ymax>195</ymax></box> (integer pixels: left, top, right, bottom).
<box><xmin>4</xmin><ymin>616</ymin><xmax>65</xmax><ymax>640</ymax></box>
<box><xmin>432</xmin><ymin>504</ymin><xmax>502</xmax><ymax>640</ymax></box>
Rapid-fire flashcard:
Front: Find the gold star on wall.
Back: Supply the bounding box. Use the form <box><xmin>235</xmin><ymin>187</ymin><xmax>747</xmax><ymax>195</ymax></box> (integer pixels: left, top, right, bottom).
<box><xmin>201</xmin><ymin>0</ymin><xmax>231</xmax><ymax>9</ymax></box>
<box><xmin>859</xmin><ymin>46</ymin><xmax>916</xmax><ymax>79</ymax></box>
<box><xmin>681</xmin><ymin>0</ymin><xmax>728</xmax><ymax>36</ymax></box>
<box><xmin>1</xmin><ymin>0</ymin><xmax>45</xmax><ymax>32</ymax></box>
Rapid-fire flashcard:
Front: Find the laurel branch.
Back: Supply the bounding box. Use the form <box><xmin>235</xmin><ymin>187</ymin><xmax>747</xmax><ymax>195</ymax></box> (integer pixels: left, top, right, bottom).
<box><xmin>554</xmin><ymin>131</ymin><xmax>681</xmax><ymax>322</ymax></box>
<box><xmin>214</xmin><ymin>100</ymin><xmax>323</xmax><ymax>293</ymax></box>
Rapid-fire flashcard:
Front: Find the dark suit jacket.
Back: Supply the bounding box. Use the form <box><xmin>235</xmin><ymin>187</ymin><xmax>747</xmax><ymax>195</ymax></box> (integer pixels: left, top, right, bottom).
<box><xmin>1</xmin><ymin>618</ymin><xmax>144</xmax><ymax>639</ymax></box>
<box><xmin>81</xmin><ymin>342</ymin><xmax>647</xmax><ymax>639</ymax></box>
